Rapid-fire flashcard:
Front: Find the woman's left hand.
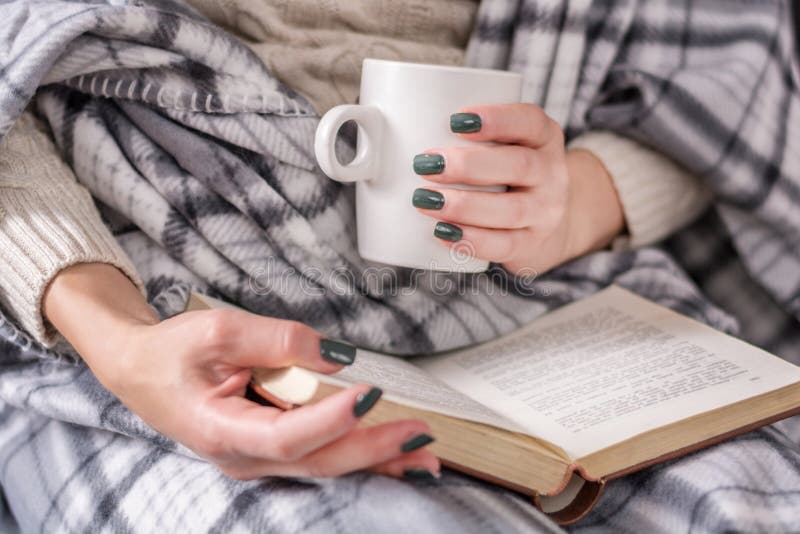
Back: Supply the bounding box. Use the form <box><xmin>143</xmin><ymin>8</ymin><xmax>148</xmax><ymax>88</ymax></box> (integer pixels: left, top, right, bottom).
<box><xmin>412</xmin><ymin>104</ymin><xmax>625</xmax><ymax>276</ymax></box>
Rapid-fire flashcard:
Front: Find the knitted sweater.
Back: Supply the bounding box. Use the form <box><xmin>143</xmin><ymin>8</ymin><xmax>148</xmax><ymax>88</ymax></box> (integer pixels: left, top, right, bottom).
<box><xmin>0</xmin><ymin>0</ymin><xmax>709</xmax><ymax>344</ymax></box>
<box><xmin>185</xmin><ymin>0</ymin><xmax>479</xmax><ymax>114</ymax></box>
<box><xmin>0</xmin><ymin>112</ymin><xmax>144</xmax><ymax>343</ymax></box>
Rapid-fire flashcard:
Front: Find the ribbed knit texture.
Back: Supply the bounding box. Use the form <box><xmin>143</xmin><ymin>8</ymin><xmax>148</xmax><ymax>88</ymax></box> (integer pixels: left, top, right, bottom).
<box><xmin>569</xmin><ymin>131</ymin><xmax>712</xmax><ymax>249</ymax></box>
<box><xmin>185</xmin><ymin>0</ymin><xmax>479</xmax><ymax>114</ymax></box>
<box><xmin>0</xmin><ymin>112</ymin><xmax>144</xmax><ymax>345</ymax></box>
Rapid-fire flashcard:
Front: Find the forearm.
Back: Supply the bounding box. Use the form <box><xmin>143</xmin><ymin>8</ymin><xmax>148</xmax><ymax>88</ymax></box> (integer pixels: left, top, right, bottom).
<box><xmin>43</xmin><ymin>263</ymin><xmax>158</xmax><ymax>386</ymax></box>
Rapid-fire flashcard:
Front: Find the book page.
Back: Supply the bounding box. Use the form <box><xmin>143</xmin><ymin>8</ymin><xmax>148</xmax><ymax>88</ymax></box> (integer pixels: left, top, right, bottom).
<box><xmin>316</xmin><ymin>349</ymin><xmax>524</xmax><ymax>433</ymax></box>
<box><xmin>418</xmin><ymin>286</ymin><xmax>800</xmax><ymax>458</ymax></box>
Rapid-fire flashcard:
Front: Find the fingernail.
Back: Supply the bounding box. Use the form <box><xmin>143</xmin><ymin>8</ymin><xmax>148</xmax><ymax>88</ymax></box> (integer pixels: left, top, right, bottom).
<box><xmin>401</xmin><ymin>433</ymin><xmax>435</xmax><ymax>453</ymax></box>
<box><xmin>403</xmin><ymin>468</ymin><xmax>439</xmax><ymax>481</ymax></box>
<box><xmin>353</xmin><ymin>387</ymin><xmax>382</xmax><ymax>417</ymax></box>
<box><xmin>412</xmin><ymin>188</ymin><xmax>445</xmax><ymax>210</ymax></box>
<box><xmin>413</xmin><ymin>154</ymin><xmax>445</xmax><ymax>175</ymax></box>
<box><xmin>450</xmin><ymin>112</ymin><xmax>482</xmax><ymax>133</ymax></box>
<box><xmin>320</xmin><ymin>339</ymin><xmax>356</xmax><ymax>365</ymax></box>
<box><xmin>434</xmin><ymin>222</ymin><xmax>462</xmax><ymax>242</ymax></box>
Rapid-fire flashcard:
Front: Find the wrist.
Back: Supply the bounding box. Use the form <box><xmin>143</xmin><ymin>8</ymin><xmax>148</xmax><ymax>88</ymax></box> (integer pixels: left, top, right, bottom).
<box><xmin>564</xmin><ymin>148</ymin><xmax>625</xmax><ymax>258</ymax></box>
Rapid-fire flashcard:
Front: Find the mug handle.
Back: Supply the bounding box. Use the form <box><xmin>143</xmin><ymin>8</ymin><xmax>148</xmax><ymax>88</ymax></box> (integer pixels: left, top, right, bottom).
<box><xmin>315</xmin><ymin>105</ymin><xmax>383</xmax><ymax>183</ymax></box>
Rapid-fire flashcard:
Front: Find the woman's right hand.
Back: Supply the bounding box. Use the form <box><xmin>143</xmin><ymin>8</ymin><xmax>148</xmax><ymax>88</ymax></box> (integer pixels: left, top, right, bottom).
<box><xmin>44</xmin><ymin>263</ymin><xmax>440</xmax><ymax>480</ymax></box>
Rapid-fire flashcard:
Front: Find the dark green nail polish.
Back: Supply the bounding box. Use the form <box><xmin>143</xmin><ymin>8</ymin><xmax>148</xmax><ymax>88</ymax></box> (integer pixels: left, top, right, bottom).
<box><xmin>353</xmin><ymin>387</ymin><xmax>382</xmax><ymax>417</ymax></box>
<box><xmin>320</xmin><ymin>339</ymin><xmax>356</xmax><ymax>365</ymax></box>
<box><xmin>412</xmin><ymin>188</ymin><xmax>444</xmax><ymax>210</ymax></box>
<box><xmin>413</xmin><ymin>154</ymin><xmax>445</xmax><ymax>175</ymax></box>
<box><xmin>434</xmin><ymin>222</ymin><xmax>462</xmax><ymax>242</ymax></box>
<box><xmin>450</xmin><ymin>112</ymin><xmax>482</xmax><ymax>133</ymax></box>
<box><xmin>401</xmin><ymin>433</ymin><xmax>435</xmax><ymax>453</ymax></box>
<box><xmin>403</xmin><ymin>468</ymin><xmax>437</xmax><ymax>481</ymax></box>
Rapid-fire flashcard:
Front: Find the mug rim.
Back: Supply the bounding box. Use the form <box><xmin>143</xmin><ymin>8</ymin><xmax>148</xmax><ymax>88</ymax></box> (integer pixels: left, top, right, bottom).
<box><xmin>362</xmin><ymin>58</ymin><xmax>522</xmax><ymax>80</ymax></box>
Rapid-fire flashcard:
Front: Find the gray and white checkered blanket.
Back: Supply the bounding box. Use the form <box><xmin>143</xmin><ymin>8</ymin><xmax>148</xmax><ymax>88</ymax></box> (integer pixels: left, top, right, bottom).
<box><xmin>1</xmin><ymin>0</ymin><xmax>800</xmax><ymax>531</ymax></box>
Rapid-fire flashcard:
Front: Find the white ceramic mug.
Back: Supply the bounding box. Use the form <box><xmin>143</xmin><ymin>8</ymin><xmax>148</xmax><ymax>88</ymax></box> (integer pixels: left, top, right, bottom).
<box><xmin>315</xmin><ymin>58</ymin><xmax>522</xmax><ymax>272</ymax></box>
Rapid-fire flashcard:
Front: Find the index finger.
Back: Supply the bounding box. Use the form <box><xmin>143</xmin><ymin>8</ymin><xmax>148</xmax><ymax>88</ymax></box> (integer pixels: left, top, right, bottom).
<box><xmin>213</xmin><ymin>384</ymin><xmax>376</xmax><ymax>461</ymax></box>
<box><xmin>451</xmin><ymin>103</ymin><xmax>563</xmax><ymax>149</ymax></box>
<box><xmin>212</xmin><ymin>384</ymin><xmax>431</xmax><ymax>464</ymax></box>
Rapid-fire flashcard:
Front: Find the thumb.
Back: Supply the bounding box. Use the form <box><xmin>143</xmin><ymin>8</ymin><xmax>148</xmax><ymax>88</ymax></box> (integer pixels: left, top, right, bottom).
<box><xmin>184</xmin><ymin>309</ymin><xmax>354</xmax><ymax>374</ymax></box>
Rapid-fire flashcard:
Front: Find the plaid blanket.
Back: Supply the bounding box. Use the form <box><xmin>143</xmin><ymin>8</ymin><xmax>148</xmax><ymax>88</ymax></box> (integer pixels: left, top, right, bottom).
<box><xmin>1</xmin><ymin>0</ymin><xmax>800</xmax><ymax>531</ymax></box>
<box><xmin>466</xmin><ymin>0</ymin><xmax>800</xmax><ymax>361</ymax></box>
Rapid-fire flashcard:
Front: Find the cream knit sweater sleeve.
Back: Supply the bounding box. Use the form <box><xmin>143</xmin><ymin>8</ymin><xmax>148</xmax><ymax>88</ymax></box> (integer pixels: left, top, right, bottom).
<box><xmin>0</xmin><ymin>112</ymin><xmax>144</xmax><ymax>346</ymax></box>
<box><xmin>570</xmin><ymin>131</ymin><xmax>713</xmax><ymax>249</ymax></box>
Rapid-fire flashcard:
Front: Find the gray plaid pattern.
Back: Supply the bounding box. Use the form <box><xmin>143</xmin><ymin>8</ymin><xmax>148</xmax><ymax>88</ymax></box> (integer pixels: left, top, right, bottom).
<box><xmin>467</xmin><ymin>0</ymin><xmax>800</xmax><ymax>361</ymax></box>
<box><xmin>1</xmin><ymin>0</ymin><xmax>800</xmax><ymax>531</ymax></box>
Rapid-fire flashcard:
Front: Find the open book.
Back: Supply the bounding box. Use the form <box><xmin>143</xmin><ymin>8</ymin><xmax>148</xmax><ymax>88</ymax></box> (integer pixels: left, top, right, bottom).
<box><xmin>187</xmin><ymin>286</ymin><xmax>800</xmax><ymax>524</ymax></box>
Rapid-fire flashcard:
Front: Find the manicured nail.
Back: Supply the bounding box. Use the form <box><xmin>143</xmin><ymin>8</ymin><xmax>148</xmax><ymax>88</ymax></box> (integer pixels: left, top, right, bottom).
<box><xmin>434</xmin><ymin>222</ymin><xmax>462</xmax><ymax>242</ymax></box>
<box><xmin>401</xmin><ymin>433</ymin><xmax>435</xmax><ymax>453</ymax></box>
<box><xmin>450</xmin><ymin>112</ymin><xmax>482</xmax><ymax>133</ymax></box>
<box><xmin>412</xmin><ymin>188</ymin><xmax>445</xmax><ymax>210</ymax></box>
<box><xmin>413</xmin><ymin>154</ymin><xmax>445</xmax><ymax>175</ymax></box>
<box><xmin>320</xmin><ymin>339</ymin><xmax>356</xmax><ymax>365</ymax></box>
<box><xmin>353</xmin><ymin>387</ymin><xmax>382</xmax><ymax>417</ymax></box>
<box><xmin>403</xmin><ymin>468</ymin><xmax>438</xmax><ymax>481</ymax></box>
